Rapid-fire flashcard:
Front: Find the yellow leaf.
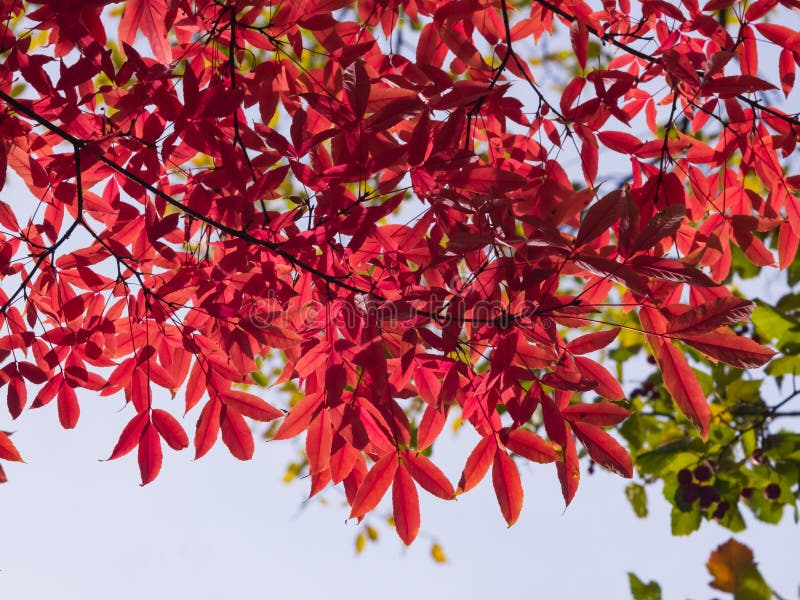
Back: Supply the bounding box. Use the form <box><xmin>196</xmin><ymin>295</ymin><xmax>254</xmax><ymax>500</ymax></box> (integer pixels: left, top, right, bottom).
<box><xmin>365</xmin><ymin>525</ymin><xmax>379</xmax><ymax>541</ymax></box>
<box><xmin>431</xmin><ymin>543</ymin><xmax>447</xmax><ymax>563</ymax></box>
<box><xmin>355</xmin><ymin>533</ymin><xmax>366</xmax><ymax>554</ymax></box>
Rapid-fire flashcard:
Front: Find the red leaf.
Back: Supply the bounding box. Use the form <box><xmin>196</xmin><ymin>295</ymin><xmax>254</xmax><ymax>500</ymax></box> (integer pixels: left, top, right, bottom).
<box><xmin>633</xmin><ymin>204</ymin><xmax>686</xmax><ymax>251</ymax></box>
<box><xmin>417</xmin><ymin>404</ymin><xmax>447</xmax><ymax>451</ymax></box>
<box><xmin>151</xmin><ymin>409</ymin><xmax>189</xmax><ymax>451</ymax></box>
<box><xmin>597</xmin><ymin>131</ymin><xmax>643</xmax><ymax>154</ymax></box>
<box><xmin>194</xmin><ymin>398</ymin><xmax>222</xmax><ymax>459</ymax></box>
<box><xmin>575</xmin><ymin>190</ymin><xmax>625</xmax><ymax>247</ymax></box>
<box><xmin>349</xmin><ymin>452</ymin><xmax>398</xmax><ymax>520</ymax></box>
<box><xmin>57</xmin><ymin>382</ymin><xmax>80</xmax><ymax>429</ymax></box>
<box><xmin>402</xmin><ymin>449</ymin><xmax>454</xmax><ymax>499</ymax></box>
<box><xmin>223</xmin><ymin>390</ymin><xmax>282</xmax><ymax>422</ymax></box>
<box><xmin>273</xmin><ymin>393</ymin><xmax>323</xmax><ymax>440</ymax></box>
<box><xmin>220</xmin><ymin>406</ymin><xmax>254</xmax><ymax>460</ymax></box>
<box><xmin>570</xmin><ymin>21</ymin><xmax>588</xmax><ymax>70</ymax></box>
<box><xmin>701</xmin><ymin>75</ymin><xmax>776</xmax><ymax>98</ymax></box>
<box><xmin>138</xmin><ymin>422</ymin><xmax>162</xmax><ymax>486</ymax></box>
<box><xmin>567</xmin><ymin>328</ymin><xmax>620</xmax><ymax>355</ymax></box>
<box><xmin>7</xmin><ymin>377</ymin><xmax>26</xmax><ymax>419</ymax></box>
<box><xmin>778</xmin><ymin>221</ymin><xmax>799</xmax><ymax>269</ymax></box>
<box><xmin>570</xmin><ymin>421</ymin><xmax>632</xmax><ymax>478</ymax></box>
<box><xmin>343</xmin><ymin>60</ymin><xmax>369</xmax><ymax>120</ymax></box>
<box><xmin>457</xmin><ymin>436</ymin><xmax>496</xmax><ymax>493</ymax></box>
<box><xmin>667</xmin><ymin>298</ymin><xmax>755</xmax><ymax>335</ymax></box>
<box><xmin>556</xmin><ymin>433</ymin><xmax>580</xmax><ymax>506</ymax></box>
<box><xmin>681</xmin><ymin>332</ymin><xmax>776</xmax><ymax>368</ymax></box>
<box><xmin>492</xmin><ymin>451</ymin><xmax>523</xmax><ymax>526</ymax></box>
<box><xmin>0</xmin><ymin>431</ymin><xmax>23</xmax><ymax>462</ymax></box>
<box><xmin>499</xmin><ymin>428</ymin><xmax>557</xmax><ymax>463</ymax></box>
<box><xmin>392</xmin><ymin>467</ymin><xmax>420</xmax><ymax>545</ymax></box>
<box><xmin>653</xmin><ymin>340</ymin><xmax>710</xmax><ymax>438</ymax></box>
<box><xmin>119</xmin><ymin>0</ymin><xmax>172</xmax><ymax>63</ymax></box>
<box><xmin>306</xmin><ymin>408</ymin><xmax>333</xmax><ymax>476</ymax></box>
<box><xmin>106</xmin><ymin>412</ymin><xmax>149</xmax><ymax>460</ymax></box>
<box><xmin>560</xmin><ymin>402</ymin><xmax>630</xmax><ymax>427</ymax></box>
<box><xmin>574</xmin><ymin>356</ymin><xmax>625</xmax><ymax>400</ymax></box>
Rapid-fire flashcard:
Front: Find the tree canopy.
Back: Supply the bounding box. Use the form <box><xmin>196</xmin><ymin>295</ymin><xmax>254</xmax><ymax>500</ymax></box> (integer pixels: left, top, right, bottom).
<box><xmin>0</xmin><ymin>1</ymin><xmax>799</xmax><ymax>594</ymax></box>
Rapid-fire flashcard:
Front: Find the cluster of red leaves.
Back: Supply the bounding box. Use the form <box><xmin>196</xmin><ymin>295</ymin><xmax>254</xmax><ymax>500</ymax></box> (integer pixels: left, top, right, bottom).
<box><xmin>0</xmin><ymin>0</ymin><xmax>795</xmax><ymax>543</ymax></box>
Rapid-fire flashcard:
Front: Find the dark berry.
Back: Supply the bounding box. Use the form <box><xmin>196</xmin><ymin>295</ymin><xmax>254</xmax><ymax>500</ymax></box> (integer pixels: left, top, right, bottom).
<box><xmin>693</xmin><ymin>464</ymin><xmax>713</xmax><ymax>482</ymax></box>
<box><xmin>677</xmin><ymin>469</ymin><xmax>693</xmax><ymax>486</ymax></box>
<box><xmin>643</xmin><ymin>381</ymin><xmax>655</xmax><ymax>393</ymax></box>
<box><xmin>765</xmin><ymin>483</ymin><xmax>781</xmax><ymax>501</ymax></box>
<box><xmin>647</xmin><ymin>355</ymin><xmax>656</xmax><ymax>365</ymax></box>
<box><xmin>712</xmin><ymin>501</ymin><xmax>730</xmax><ymax>520</ymax></box>
<box><xmin>751</xmin><ymin>449</ymin><xmax>765</xmax><ymax>464</ymax></box>
<box><xmin>699</xmin><ymin>486</ymin><xmax>720</xmax><ymax>509</ymax></box>
<box><xmin>588</xmin><ymin>460</ymin><xmax>595</xmax><ymax>475</ymax></box>
<box><xmin>681</xmin><ymin>483</ymin><xmax>701</xmax><ymax>504</ymax></box>
<box><xmin>740</xmin><ymin>487</ymin><xmax>754</xmax><ymax>500</ymax></box>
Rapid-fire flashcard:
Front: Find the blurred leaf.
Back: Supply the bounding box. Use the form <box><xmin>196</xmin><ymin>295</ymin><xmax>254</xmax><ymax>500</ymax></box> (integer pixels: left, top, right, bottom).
<box><xmin>628</xmin><ymin>572</ymin><xmax>662</xmax><ymax>600</ymax></box>
<box><xmin>625</xmin><ymin>483</ymin><xmax>648</xmax><ymax>518</ymax></box>
<box><xmin>431</xmin><ymin>543</ymin><xmax>447</xmax><ymax>563</ymax></box>
<box><xmin>671</xmin><ymin>504</ymin><xmax>701</xmax><ymax>535</ymax></box>
<box><xmin>707</xmin><ymin>539</ymin><xmax>771</xmax><ymax>600</ymax></box>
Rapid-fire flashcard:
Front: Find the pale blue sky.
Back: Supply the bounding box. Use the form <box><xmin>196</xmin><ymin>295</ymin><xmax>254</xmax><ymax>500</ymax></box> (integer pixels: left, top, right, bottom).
<box><xmin>1</xmin><ymin>389</ymin><xmax>798</xmax><ymax>599</ymax></box>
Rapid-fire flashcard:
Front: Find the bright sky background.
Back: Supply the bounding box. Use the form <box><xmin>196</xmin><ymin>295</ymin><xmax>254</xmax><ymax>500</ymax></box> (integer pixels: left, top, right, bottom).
<box><xmin>1</xmin><ymin>385</ymin><xmax>799</xmax><ymax>600</ymax></box>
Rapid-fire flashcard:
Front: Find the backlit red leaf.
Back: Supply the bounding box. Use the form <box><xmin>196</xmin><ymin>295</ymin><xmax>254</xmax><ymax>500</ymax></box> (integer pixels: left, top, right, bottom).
<box><xmin>138</xmin><ymin>422</ymin><xmax>162</xmax><ymax>485</ymax></box>
<box><xmin>194</xmin><ymin>398</ymin><xmax>222</xmax><ymax>459</ymax></box>
<box><xmin>392</xmin><ymin>467</ymin><xmax>420</xmax><ymax>545</ymax></box>
<box><xmin>681</xmin><ymin>332</ymin><xmax>776</xmax><ymax>368</ymax></box>
<box><xmin>560</xmin><ymin>402</ymin><xmax>630</xmax><ymax>427</ymax></box>
<box><xmin>570</xmin><ymin>421</ymin><xmax>632</xmax><ymax>478</ymax></box>
<box><xmin>0</xmin><ymin>431</ymin><xmax>23</xmax><ymax>462</ymax></box>
<box><xmin>151</xmin><ymin>409</ymin><xmax>189</xmax><ymax>451</ymax></box>
<box><xmin>492</xmin><ymin>450</ymin><xmax>523</xmax><ymax>526</ymax></box>
<box><xmin>220</xmin><ymin>406</ymin><xmax>254</xmax><ymax>460</ymax></box>
<box><xmin>457</xmin><ymin>435</ymin><xmax>496</xmax><ymax>493</ymax></box>
<box><xmin>653</xmin><ymin>340</ymin><xmax>710</xmax><ymax>438</ymax></box>
<box><xmin>349</xmin><ymin>452</ymin><xmax>399</xmax><ymax>520</ymax></box>
<box><xmin>402</xmin><ymin>449</ymin><xmax>455</xmax><ymax>499</ymax></box>
<box><xmin>499</xmin><ymin>428</ymin><xmax>557</xmax><ymax>463</ymax></box>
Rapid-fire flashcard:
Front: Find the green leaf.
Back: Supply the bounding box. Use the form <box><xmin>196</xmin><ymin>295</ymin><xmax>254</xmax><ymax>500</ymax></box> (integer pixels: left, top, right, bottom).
<box><xmin>636</xmin><ymin>439</ymin><xmax>698</xmax><ymax>475</ymax></box>
<box><xmin>671</xmin><ymin>504</ymin><xmax>701</xmax><ymax>535</ymax></box>
<box><xmin>628</xmin><ymin>572</ymin><xmax>662</xmax><ymax>600</ymax></box>
<box><xmin>625</xmin><ymin>483</ymin><xmax>648</xmax><ymax>518</ymax></box>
